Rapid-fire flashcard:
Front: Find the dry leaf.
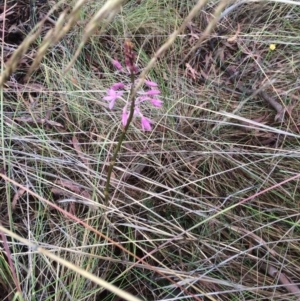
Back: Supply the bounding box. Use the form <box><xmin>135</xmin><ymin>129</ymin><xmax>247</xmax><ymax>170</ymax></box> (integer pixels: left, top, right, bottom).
<box><xmin>261</xmin><ymin>263</ymin><xmax>300</xmax><ymax>296</ymax></box>
<box><xmin>8</xmin><ymin>24</ymin><xmax>20</xmax><ymax>33</ymax></box>
<box><xmin>185</xmin><ymin>63</ymin><xmax>199</xmax><ymax>80</ymax></box>
<box><xmin>53</xmin><ymin>179</ymin><xmax>92</xmax><ymax>199</ymax></box>
<box><xmin>227</xmin><ymin>23</ymin><xmax>240</xmax><ymax>43</ymax></box>
<box><xmin>12</xmin><ymin>188</ymin><xmax>26</xmax><ymax>210</ymax></box>
<box><xmin>54</xmin><ymin>179</ymin><xmax>81</xmax><ymax>194</ymax></box>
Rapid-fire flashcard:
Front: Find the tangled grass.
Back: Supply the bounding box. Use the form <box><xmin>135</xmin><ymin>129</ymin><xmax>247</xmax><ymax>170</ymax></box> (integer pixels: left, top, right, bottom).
<box><xmin>1</xmin><ymin>0</ymin><xmax>300</xmax><ymax>300</ymax></box>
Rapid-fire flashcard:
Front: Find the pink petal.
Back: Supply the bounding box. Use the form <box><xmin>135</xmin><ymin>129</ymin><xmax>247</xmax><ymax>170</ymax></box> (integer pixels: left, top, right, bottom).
<box><xmin>145</xmin><ymin>89</ymin><xmax>160</xmax><ymax>96</ymax></box>
<box><xmin>103</xmin><ymin>95</ymin><xmax>113</xmax><ymax>101</ymax></box>
<box><xmin>108</xmin><ymin>89</ymin><xmax>123</xmax><ymax>98</ymax></box>
<box><xmin>108</xmin><ymin>99</ymin><xmax>116</xmax><ymax>110</ymax></box>
<box><xmin>150</xmin><ymin>98</ymin><xmax>162</xmax><ymax>107</ymax></box>
<box><xmin>132</xmin><ymin>64</ymin><xmax>139</xmax><ymax>74</ymax></box>
<box><xmin>103</xmin><ymin>89</ymin><xmax>123</xmax><ymax>110</ymax></box>
<box><xmin>141</xmin><ymin>116</ymin><xmax>152</xmax><ymax>131</ymax></box>
<box><xmin>122</xmin><ymin>110</ymin><xmax>129</xmax><ymax>126</ymax></box>
<box><xmin>145</xmin><ymin>80</ymin><xmax>158</xmax><ymax>87</ymax></box>
<box><xmin>136</xmin><ymin>96</ymin><xmax>151</xmax><ymax>104</ymax></box>
<box><xmin>126</xmin><ymin>64</ymin><xmax>139</xmax><ymax>74</ymax></box>
<box><xmin>111</xmin><ymin>82</ymin><xmax>125</xmax><ymax>90</ymax></box>
<box><xmin>112</xmin><ymin>59</ymin><xmax>123</xmax><ymax>70</ymax></box>
<box><xmin>134</xmin><ymin>106</ymin><xmax>141</xmax><ymax>116</ymax></box>
<box><xmin>103</xmin><ymin>89</ymin><xmax>116</xmax><ymax>100</ymax></box>
<box><xmin>107</xmin><ymin>89</ymin><xmax>117</xmax><ymax>97</ymax></box>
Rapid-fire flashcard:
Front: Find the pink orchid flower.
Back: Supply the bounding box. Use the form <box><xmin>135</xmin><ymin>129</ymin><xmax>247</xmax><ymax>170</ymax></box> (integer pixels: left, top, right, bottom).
<box><xmin>144</xmin><ymin>80</ymin><xmax>158</xmax><ymax>87</ymax></box>
<box><xmin>103</xmin><ymin>89</ymin><xmax>123</xmax><ymax>110</ymax></box>
<box><xmin>141</xmin><ymin>116</ymin><xmax>153</xmax><ymax>131</ymax></box>
<box><xmin>111</xmin><ymin>82</ymin><xmax>125</xmax><ymax>90</ymax></box>
<box><xmin>141</xmin><ymin>89</ymin><xmax>161</xmax><ymax>96</ymax></box>
<box><xmin>112</xmin><ymin>59</ymin><xmax>123</xmax><ymax>70</ymax></box>
<box><xmin>135</xmin><ymin>96</ymin><xmax>162</xmax><ymax>108</ymax></box>
<box><xmin>122</xmin><ymin>109</ymin><xmax>129</xmax><ymax>127</ymax></box>
<box><xmin>150</xmin><ymin>98</ymin><xmax>162</xmax><ymax>107</ymax></box>
<box><xmin>105</xmin><ymin>53</ymin><xmax>162</xmax><ymax>131</ymax></box>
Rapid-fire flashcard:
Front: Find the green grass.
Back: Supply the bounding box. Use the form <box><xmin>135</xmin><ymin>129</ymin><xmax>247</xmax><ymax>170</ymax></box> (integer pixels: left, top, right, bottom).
<box><xmin>1</xmin><ymin>0</ymin><xmax>300</xmax><ymax>300</ymax></box>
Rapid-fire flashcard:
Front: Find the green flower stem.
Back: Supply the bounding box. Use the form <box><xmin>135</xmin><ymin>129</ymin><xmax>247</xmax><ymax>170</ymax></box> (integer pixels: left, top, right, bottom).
<box><xmin>104</xmin><ymin>71</ymin><xmax>136</xmax><ymax>203</ymax></box>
